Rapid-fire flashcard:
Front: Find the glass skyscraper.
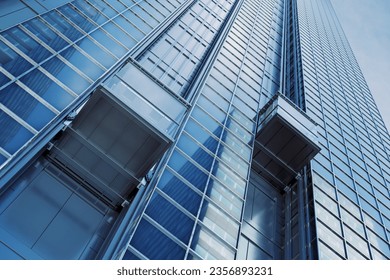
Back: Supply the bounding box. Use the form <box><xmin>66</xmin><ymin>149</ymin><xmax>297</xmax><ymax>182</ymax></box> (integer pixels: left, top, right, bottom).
<box><xmin>0</xmin><ymin>0</ymin><xmax>389</xmax><ymax>260</ymax></box>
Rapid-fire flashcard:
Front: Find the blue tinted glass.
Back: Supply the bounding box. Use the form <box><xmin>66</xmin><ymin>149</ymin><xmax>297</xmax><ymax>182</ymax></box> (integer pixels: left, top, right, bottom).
<box><xmin>192</xmin><ymin>106</ymin><xmax>223</xmax><ymax>137</ymax></box>
<box><xmin>42</xmin><ymin>11</ymin><xmax>83</xmax><ymax>42</ymax></box>
<box><xmin>102</xmin><ymin>22</ymin><xmax>137</xmax><ymax>49</ymax></box>
<box><xmin>130</xmin><ymin>218</ymin><xmax>185</xmax><ymax>260</ymax></box>
<box><xmin>0</xmin><ymin>153</ymin><xmax>6</xmax><ymax>165</ymax></box>
<box><xmin>0</xmin><ymin>111</ymin><xmax>34</xmax><ymax>154</ymax></box>
<box><xmin>92</xmin><ymin>0</ymin><xmax>117</xmax><ymax>18</ymax></box>
<box><xmin>106</xmin><ymin>0</ymin><xmax>126</xmax><ymax>11</ymax></box>
<box><xmin>145</xmin><ymin>192</ymin><xmax>194</xmax><ymax>243</ymax></box>
<box><xmin>132</xmin><ymin>5</ymin><xmax>159</xmax><ymax>27</ymax></box>
<box><xmin>197</xmin><ymin>95</ymin><xmax>227</xmax><ymax>124</ymax></box>
<box><xmin>58</xmin><ymin>5</ymin><xmax>97</xmax><ymax>33</ymax></box>
<box><xmin>168</xmin><ymin>150</ymin><xmax>208</xmax><ymax>192</ymax></box>
<box><xmin>185</xmin><ymin>119</ymin><xmax>219</xmax><ymax>154</ymax></box>
<box><xmin>76</xmin><ymin>37</ymin><xmax>116</xmax><ymax>68</ymax></box>
<box><xmin>23</xmin><ymin>18</ymin><xmax>68</xmax><ymax>52</ymax></box>
<box><xmin>177</xmin><ymin>133</ymin><xmax>214</xmax><ymax>171</ymax></box>
<box><xmin>0</xmin><ymin>72</ymin><xmax>10</xmax><ymax>88</ymax></box>
<box><xmin>3</xmin><ymin>27</ymin><xmax>52</xmax><ymax>63</ymax></box>
<box><xmin>0</xmin><ymin>41</ymin><xmax>33</xmax><ymax>78</ymax></box>
<box><xmin>19</xmin><ymin>69</ymin><xmax>75</xmax><ymax>111</ymax></box>
<box><xmin>72</xmin><ymin>0</ymin><xmax>108</xmax><ymax>25</ymax></box>
<box><xmin>41</xmin><ymin>57</ymin><xmax>90</xmax><ymax>95</ymax></box>
<box><xmin>122</xmin><ymin>249</ymin><xmax>140</xmax><ymax>260</ymax></box>
<box><xmin>0</xmin><ymin>83</ymin><xmax>56</xmax><ymax>131</ymax></box>
<box><xmin>59</xmin><ymin>46</ymin><xmax>104</xmax><ymax>80</ymax></box>
<box><xmin>157</xmin><ymin>170</ymin><xmax>202</xmax><ymax>215</ymax></box>
<box><xmin>124</xmin><ymin>10</ymin><xmax>152</xmax><ymax>33</ymax></box>
<box><xmin>139</xmin><ymin>1</ymin><xmax>166</xmax><ymax>20</ymax></box>
<box><xmin>90</xmin><ymin>28</ymin><xmax>126</xmax><ymax>58</ymax></box>
<box><xmin>113</xmin><ymin>16</ymin><xmax>144</xmax><ymax>41</ymax></box>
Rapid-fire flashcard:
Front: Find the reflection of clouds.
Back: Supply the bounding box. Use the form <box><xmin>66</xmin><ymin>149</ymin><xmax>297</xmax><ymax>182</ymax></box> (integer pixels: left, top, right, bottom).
<box><xmin>331</xmin><ymin>0</ymin><xmax>390</xmax><ymax>130</ymax></box>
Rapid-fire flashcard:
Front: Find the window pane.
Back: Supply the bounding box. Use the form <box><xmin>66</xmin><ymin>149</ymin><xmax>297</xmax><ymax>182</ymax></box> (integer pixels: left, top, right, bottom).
<box><xmin>3</xmin><ymin>27</ymin><xmax>52</xmax><ymax>63</ymax></box>
<box><xmin>76</xmin><ymin>37</ymin><xmax>116</xmax><ymax>68</ymax></box>
<box><xmin>145</xmin><ymin>192</ymin><xmax>194</xmax><ymax>243</ymax></box>
<box><xmin>42</xmin><ymin>11</ymin><xmax>83</xmax><ymax>42</ymax></box>
<box><xmin>130</xmin><ymin>218</ymin><xmax>185</xmax><ymax>260</ymax></box>
<box><xmin>0</xmin><ymin>110</ymin><xmax>34</xmax><ymax>154</ymax></box>
<box><xmin>89</xmin><ymin>28</ymin><xmax>126</xmax><ymax>58</ymax></box>
<box><xmin>58</xmin><ymin>4</ymin><xmax>97</xmax><ymax>33</ymax></box>
<box><xmin>177</xmin><ymin>133</ymin><xmax>214</xmax><ymax>171</ymax></box>
<box><xmin>113</xmin><ymin>15</ymin><xmax>145</xmax><ymax>41</ymax></box>
<box><xmin>102</xmin><ymin>21</ymin><xmax>137</xmax><ymax>49</ymax></box>
<box><xmin>20</xmin><ymin>69</ymin><xmax>75</xmax><ymax>111</ymax></box>
<box><xmin>0</xmin><ymin>83</ymin><xmax>56</xmax><ymax>130</ymax></box>
<box><xmin>41</xmin><ymin>57</ymin><xmax>91</xmax><ymax>95</ymax></box>
<box><xmin>168</xmin><ymin>150</ymin><xmax>208</xmax><ymax>192</ymax></box>
<box><xmin>157</xmin><ymin>169</ymin><xmax>202</xmax><ymax>215</ymax></box>
<box><xmin>23</xmin><ymin>18</ymin><xmax>68</xmax><ymax>52</ymax></box>
<box><xmin>72</xmin><ymin>0</ymin><xmax>108</xmax><ymax>25</ymax></box>
<box><xmin>59</xmin><ymin>46</ymin><xmax>104</xmax><ymax>80</ymax></box>
<box><xmin>0</xmin><ymin>41</ymin><xmax>33</xmax><ymax>78</ymax></box>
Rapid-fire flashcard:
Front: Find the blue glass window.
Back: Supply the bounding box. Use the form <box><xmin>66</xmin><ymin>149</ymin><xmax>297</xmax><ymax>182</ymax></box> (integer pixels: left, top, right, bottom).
<box><xmin>23</xmin><ymin>18</ymin><xmax>68</xmax><ymax>52</ymax></box>
<box><xmin>76</xmin><ymin>37</ymin><xmax>116</xmax><ymax>68</ymax></box>
<box><xmin>89</xmin><ymin>28</ymin><xmax>126</xmax><ymax>58</ymax></box>
<box><xmin>113</xmin><ymin>15</ymin><xmax>144</xmax><ymax>41</ymax></box>
<box><xmin>177</xmin><ymin>133</ymin><xmax>214</xmax><ymax>171</ymax></box>
<box><xmin>0</xmin><ymin>153</ymin><xmax>6</xmax><ymax>165</ymax></box>
<box><xmin>59</xmin><ymin>46</ymin><xmax>104</xmax><ymax>80</ymax></box>
<box><xmin>58</xmin><ymin>5</ymin><xmax>97</xmax><ymax>33</ymax></box>
<box><xmin>0</xmin><ymin>111</ymin><xmax>34</xmax><ymax>154</ymax></box>
<box><xmin>0</xmin><ymin>72</ymin><xmax>10</xmax><ymax>88</ymax></box>
<box><xmin>168</xmin><ymin>150</ymin><xmax>208</xmax><ymax>192</ymax></box>
<box><xmin>0</xmin><ymin>41</ymin><xmax>33</xmax><ymax>78</ymax></box>
<box><xmin>192</xmin><ymin>106</ymin><xmax>223</xmax><ymax>137</ymax></box>
<box><xmin>0</xmin><ymin>83</ymin><xmax>56</xmax><ymax>131</ymax></box>
<box><xmin>130</xmin><ymin>218</ymin><xmax>185</xmax><ymax>260</ymax></box>
<box><xmin>41</xmin><ymin>57</ymin><xmax>91</xmax><ymax>95</ymax></box>
<box><xmin>92</xmin><ymin>0</ymin><xmax>117</xmax><ymax>18</ymax></box>
<box><xmin>132</xmin><ymin>5</ymin><xmax>159</xmax><ymax>27</ymax></box>
<box><xmin>140</xmin><ymin>1</ymin><xmax>166</xmax><ymax>21</ymax></box>
<box><xmin>42</xmin><ymin>11</ymin><xmax>84</xmax><ymax>42</ymax></box>
<box><xmin>101</xmin><ymin>22</ymin><xmax>137</xmax><ymax>49</ymax></box>
<box><xmin>122</xmin><ymin>249</ymin><xmax>140</xmax><ymax>260</ymax></box>
<box><xmin>19</xmin><ymin>69</ymin><xmax>75</xmax><ymax>111</ymax></box>
<box><xmin>185</xmin><ymin>119</ymin><xmax>219</xmax><ymax>154</ymax></box>
<box><xmin>145</xmin><ymin>192</ymin><xmax>194</xmax><ymax>243</ymax></box>
<box><xmin>72</xmin><ymin>1</ymin><xmax>108</xmax><ymax>25</ymax></box>
<box><xmin>107</xmin><ymin>0</ymin><xmax>127</xmax><ymax>11</ymax></box>
<box><xmin>124</xmin><ymin>10</ymin><xmax>152</xmax><ymax>34</ymax></box>
<box><xmin>3</xmin><ymin>27</ymin><xmax>52</xmax><ymax>64</ymax></box>
<box><xmin>157</xmin><ymin>169</ymin><xmax>202</xmax><ymax>215</ymax></box>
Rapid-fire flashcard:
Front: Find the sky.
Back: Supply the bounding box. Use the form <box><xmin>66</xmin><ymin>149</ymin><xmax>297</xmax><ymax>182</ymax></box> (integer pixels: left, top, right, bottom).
<box><xmin>330</xmin><ymin>0</ymin><xmax>390</xmax><ymax>131</ymax></box>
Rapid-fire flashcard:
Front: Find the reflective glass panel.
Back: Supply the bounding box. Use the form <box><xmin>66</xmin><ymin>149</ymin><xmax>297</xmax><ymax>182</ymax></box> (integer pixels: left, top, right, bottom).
<box><xmin>130</xmin><ymin>218</ymin><xmax>185</xmax><ymax>260</ymax></box>
<box><xmin>157</xmin><ymin>169</ymin><xmax>202</xmax><ymax>215</ymax></box>
<box><xmin>145</xmin><ymin>192</ymin><xmax>194</xmax><ymax>243</ymax></box>
<box><xmin>19</xmin><ymin>69</ymin><xmax>75</xmax><ymax>111</ymax></box>
<box><xmin>23</xmin><ymin>18</ymin><xmax>68</xmax><ymax>52</ymax></box>
<box><xmin>59</xmin><ymin>46</ymin><xmax>104</xmax><ymax>80</ymax></box>
<box><xmin>0</xmin><ymin>41</ymin><xmax>33</xmax><ymax>78</ymax></box>
<box><xmin>0</xmin><ymin>83</ymin><xmax>56</xmax><ymax>130</ymax></box>
<box><xmin>3</xmin><ymin>27</ymin><xmax>52</xmax><ymax>63</ymax></box>
<box><xmin>0</xmin><ymin>110</ymin><xmax>34</xmax><ymax>154</ymax></box>
<box><xmin>41</xmin><ymin>57</ymin><xmax>91</xmax><ymax>95</ymax></box>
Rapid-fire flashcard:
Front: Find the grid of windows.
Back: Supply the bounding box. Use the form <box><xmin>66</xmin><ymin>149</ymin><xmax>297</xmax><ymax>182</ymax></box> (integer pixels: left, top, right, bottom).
<box><xmin>0</xmin><ymin>0</ymin><xmax>186</xmax><ymax>166</ymax></box>
<box><xmin>124</xmin><ymin>0</ymin><xmax>284</xmax><ymax>260</ymax></box>
<box><xmin>298</xmin><ymin>0</ymin><xmax>390</xmax><ymax>259</ymax></box>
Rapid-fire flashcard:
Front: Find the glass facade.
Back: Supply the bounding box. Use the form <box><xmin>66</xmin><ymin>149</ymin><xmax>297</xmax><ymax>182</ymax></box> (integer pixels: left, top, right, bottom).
<box><xmin>0</xmin><ymin>0</ymin><xmax>389</xmax><ymax>260</ymax></box>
